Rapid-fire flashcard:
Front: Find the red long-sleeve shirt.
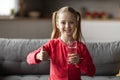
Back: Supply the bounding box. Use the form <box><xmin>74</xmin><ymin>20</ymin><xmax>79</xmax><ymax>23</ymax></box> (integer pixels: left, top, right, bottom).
<box><xmin>27</xmin><ymin>38</ymin><xmax>96</xmax><ymax>80</ymax></box>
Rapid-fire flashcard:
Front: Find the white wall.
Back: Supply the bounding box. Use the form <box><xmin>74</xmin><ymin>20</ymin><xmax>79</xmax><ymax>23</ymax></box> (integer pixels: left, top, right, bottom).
<box><xmin>82</xmin><ymin>20</ymin><xmax>120</xmax><ymax>42</ymax></box>
<box><xmin>0</xmin><ymin>19</ymin><xmax>120</xmax><ymax>42</ymax></box>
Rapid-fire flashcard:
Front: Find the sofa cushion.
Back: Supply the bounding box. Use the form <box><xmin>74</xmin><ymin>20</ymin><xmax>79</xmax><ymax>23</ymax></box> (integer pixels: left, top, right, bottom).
<box><xmin>0</xmin><ymin>38</ymin><xmax>120</xmax><ymax>76</ymax></box>
<box><xmin>81</xmin><ymin>76</ymin><xmax>120</xmax><ymax>80</ymax></box>
<box><xmin>0</xmin><ymin>75</ymin><xmax>119</xmax><ymax>80</ymax></box>
<box><xmin>86</xmin><ymin>41</ymin><xmax>120</xmax><ymax>75</ymax></box>
<box><xmin>0</xmin><ymin>38</ymin><xmax>49</xmax><ymax>75</ymax></box>
<box><xmin>0</xmin><ymin>75</ymin><xmax>49</xmax><ymax>80</ymax></box>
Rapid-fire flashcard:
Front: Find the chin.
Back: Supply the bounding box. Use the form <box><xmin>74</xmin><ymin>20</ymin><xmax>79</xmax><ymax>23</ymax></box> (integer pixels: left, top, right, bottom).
<box><xmin>66</xmin><ymin>34</ymin><xmax>72</xmax><ymax>37</ymax></box>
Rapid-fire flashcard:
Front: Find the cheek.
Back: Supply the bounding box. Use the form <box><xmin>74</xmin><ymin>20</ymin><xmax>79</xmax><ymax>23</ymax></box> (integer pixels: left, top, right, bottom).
<box><xmin>56</xmin><ymin>22</ymin><xmax>59</xmax><ymax>28</ymax></box>
<box><xmin>57</xmin><ymin>23</ymin><xmax>63</xmax><ymax>29</ymax></box>
<box><xmin>56</xmin><ymin>25</ymin><xmax>62</xmax><ymax>32</ymax></box>
<box><xmin>56</xmin><ymin>22</ymin><xmax>62</xmax><ymax>28</ymax></box>
<box><xmin>59</xmin><ymin>27</ymin><xmax>64</xmax><ymax>32</ymax></box>
<box><xmin>73</xmin><ymin>24</ymin><xmax>77</xmax><ymax>29</ymax></box>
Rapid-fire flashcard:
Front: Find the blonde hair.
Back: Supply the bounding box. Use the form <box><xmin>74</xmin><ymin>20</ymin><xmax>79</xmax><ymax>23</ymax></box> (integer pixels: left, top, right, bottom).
<box><xmin>51</xmin><ymin>6</ymin><xmax>84</xmax><ymax>41</ymax></box>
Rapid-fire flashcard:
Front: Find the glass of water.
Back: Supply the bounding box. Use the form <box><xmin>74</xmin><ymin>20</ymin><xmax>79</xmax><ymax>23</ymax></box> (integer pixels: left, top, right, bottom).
<box><xmin>67</xmin><ymin>41</ymin><xmax>77</xmax><ymax>64</ymax></box>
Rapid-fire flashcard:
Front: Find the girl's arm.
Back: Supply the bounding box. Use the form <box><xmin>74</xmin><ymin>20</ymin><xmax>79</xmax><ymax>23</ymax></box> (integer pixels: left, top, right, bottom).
<box><xmin>26</xmin><ymin>40</ymin><xmax>51</xmax><ymax>65</ymax></box>
<box><xmin>26</xmin><ymin>48</ymin><xmax>42</xmax><ymax>64</ymax></box>
<box><xmin>80</xmin><ymin>45</ymin><xmax>96</xmax><ymax>77</ymax></box>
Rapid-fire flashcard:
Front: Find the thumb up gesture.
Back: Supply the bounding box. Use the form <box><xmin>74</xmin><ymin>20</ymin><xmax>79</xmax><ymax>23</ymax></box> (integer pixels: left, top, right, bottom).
<box><xmin>36</xmin><ymin>46</ymin><xmax>49</xmax><ymax>61</ymax></box>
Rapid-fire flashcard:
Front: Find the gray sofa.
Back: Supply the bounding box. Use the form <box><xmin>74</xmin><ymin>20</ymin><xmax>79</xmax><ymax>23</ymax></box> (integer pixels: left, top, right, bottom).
<box><xmin>0</xmin><ymin>38</ymin><xmax>120</xmax><ymax>80</ymax></box>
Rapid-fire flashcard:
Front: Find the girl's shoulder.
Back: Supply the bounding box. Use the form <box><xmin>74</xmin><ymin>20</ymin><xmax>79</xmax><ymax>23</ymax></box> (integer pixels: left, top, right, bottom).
<box><xmin>77</xmin><ymin>41</ymin><xmax>87</xmax><ymax>48</ymax></box>
<box><xmin>47</xmin><ymin>38</ymin><xmax>60</xmax><ymax>44</ymax></box>
<box><xmin>77</xmin><ymin>41</ymin><xmax>85</xmax><ymax>45</ymax></box>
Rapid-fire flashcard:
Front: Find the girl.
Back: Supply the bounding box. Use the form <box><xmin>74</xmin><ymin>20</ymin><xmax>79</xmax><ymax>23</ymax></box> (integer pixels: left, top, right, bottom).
<box><xmin>27</xmin><ymin>6</ymin><xmax>96</xmax><ymax>80</ymax></box>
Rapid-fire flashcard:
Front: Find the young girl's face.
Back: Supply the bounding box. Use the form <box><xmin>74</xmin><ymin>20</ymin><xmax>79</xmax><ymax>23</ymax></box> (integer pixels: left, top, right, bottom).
<box><xmin>57</xmin><ymin>12</ymin><xmax>77</xmax><ymax>37</ymax></box>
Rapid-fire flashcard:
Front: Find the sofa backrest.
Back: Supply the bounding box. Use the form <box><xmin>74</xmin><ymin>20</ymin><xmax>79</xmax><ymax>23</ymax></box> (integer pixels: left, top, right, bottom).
<box><xmin>86</xmin><ymin>41</ymin><xmax>120</xmax><ymax>76</ymax></box>
<box><xmin>0</xmin><ymin>38</ymin><xmax>49</xmax><ymax>75</ymax></box>
<box><xmin>0</xmin><ymin>38</ymin><xmax>120</xmax><ymax>76</ymax></box>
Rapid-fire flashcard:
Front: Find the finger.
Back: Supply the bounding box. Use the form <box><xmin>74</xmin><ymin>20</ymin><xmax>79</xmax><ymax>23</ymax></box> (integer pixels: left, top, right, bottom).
<box><xmin>40</xmin><ymin>46</ymin><xmax>46</xmax><ymax>56</ymax></box>
<box><xmin>68</xmin><ymin>54</ymin><xmax>77</xmax><ymax>57</ymax></box>
<box><xmin>41</xmin><ymin>46</ymin><xmax>48</xmax><ymax>55</ymax></box>
<box><xmin>41</xmin><ymin>46</ymin><xmax>45</xmax><ymax>51</ymax></box>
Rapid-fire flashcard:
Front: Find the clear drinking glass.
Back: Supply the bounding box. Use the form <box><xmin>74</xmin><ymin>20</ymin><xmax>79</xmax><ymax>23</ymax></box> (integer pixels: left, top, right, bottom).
<box><xmin>67</xmin><ymin>41</ymin><xmax>77</xmax><ymax>64</ymax></box>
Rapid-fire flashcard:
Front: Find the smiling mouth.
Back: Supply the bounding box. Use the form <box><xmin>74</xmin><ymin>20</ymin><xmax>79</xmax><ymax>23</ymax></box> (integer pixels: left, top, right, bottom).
<box><xmin>64</xmin><ymin>30</ymin><xmax>71</xmax><ymax>33</ymax></box>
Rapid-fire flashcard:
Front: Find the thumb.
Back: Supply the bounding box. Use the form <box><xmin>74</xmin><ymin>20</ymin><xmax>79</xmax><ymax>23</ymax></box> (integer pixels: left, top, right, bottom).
<box><xmin>41</xmin><ymin>46</ymin><xmax>45</xmax><ymax>51</ymax></box>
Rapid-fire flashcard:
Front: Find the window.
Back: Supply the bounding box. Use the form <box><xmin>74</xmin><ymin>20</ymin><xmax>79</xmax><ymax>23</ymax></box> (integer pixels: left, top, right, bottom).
<box><xmin>0</xmin><ymin>0</ymin><xmax>18</xmax><ymax>16</ymax></box>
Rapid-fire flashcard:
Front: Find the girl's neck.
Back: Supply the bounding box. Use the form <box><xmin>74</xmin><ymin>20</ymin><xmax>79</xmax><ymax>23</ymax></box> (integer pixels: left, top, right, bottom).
<box><xmin>60</xmin><ymin>35</ymin><xmax>74</xmax><ymax>44</ymax></box>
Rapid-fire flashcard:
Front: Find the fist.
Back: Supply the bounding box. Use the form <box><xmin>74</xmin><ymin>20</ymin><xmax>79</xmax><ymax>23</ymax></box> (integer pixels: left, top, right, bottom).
<box><xmin>68</xmin><ymin>54</ymin><xmax>80</xmax><ymax>64</ymax></box>
<box><xmin>36</xmin><ymin>46</ymin><xmax>49</xmax><ymax>61</ymax></box>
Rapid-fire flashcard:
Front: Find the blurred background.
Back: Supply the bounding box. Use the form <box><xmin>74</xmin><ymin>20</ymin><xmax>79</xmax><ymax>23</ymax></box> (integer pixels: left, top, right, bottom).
<box><xmin>0</xmin><ymin>0</ymin><xmax>120</xmax><ymax>19</ymax></box>
<box><xmin>0</xmin><ymin>0</ymin><xmax>120</xmax><ymax>42</ymax></box>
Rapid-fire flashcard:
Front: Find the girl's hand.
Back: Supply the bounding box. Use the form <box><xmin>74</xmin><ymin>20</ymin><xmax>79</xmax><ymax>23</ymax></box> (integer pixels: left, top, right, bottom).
<box><xmin>36</xmin><ymin>47</ymin><xmax>49</xmax><ymax>61</ymax></box>
<box><xmin>68</xmin><ymin>54</ymin><xmax>80</xmax><ymax>64</ymax></box>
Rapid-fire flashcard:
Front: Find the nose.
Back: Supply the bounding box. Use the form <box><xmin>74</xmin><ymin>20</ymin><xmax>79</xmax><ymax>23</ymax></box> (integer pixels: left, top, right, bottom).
<box><xmin>65</xmin><ymin>22</ymin><xmax>70</xmax><ymax>28</ymax></box>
